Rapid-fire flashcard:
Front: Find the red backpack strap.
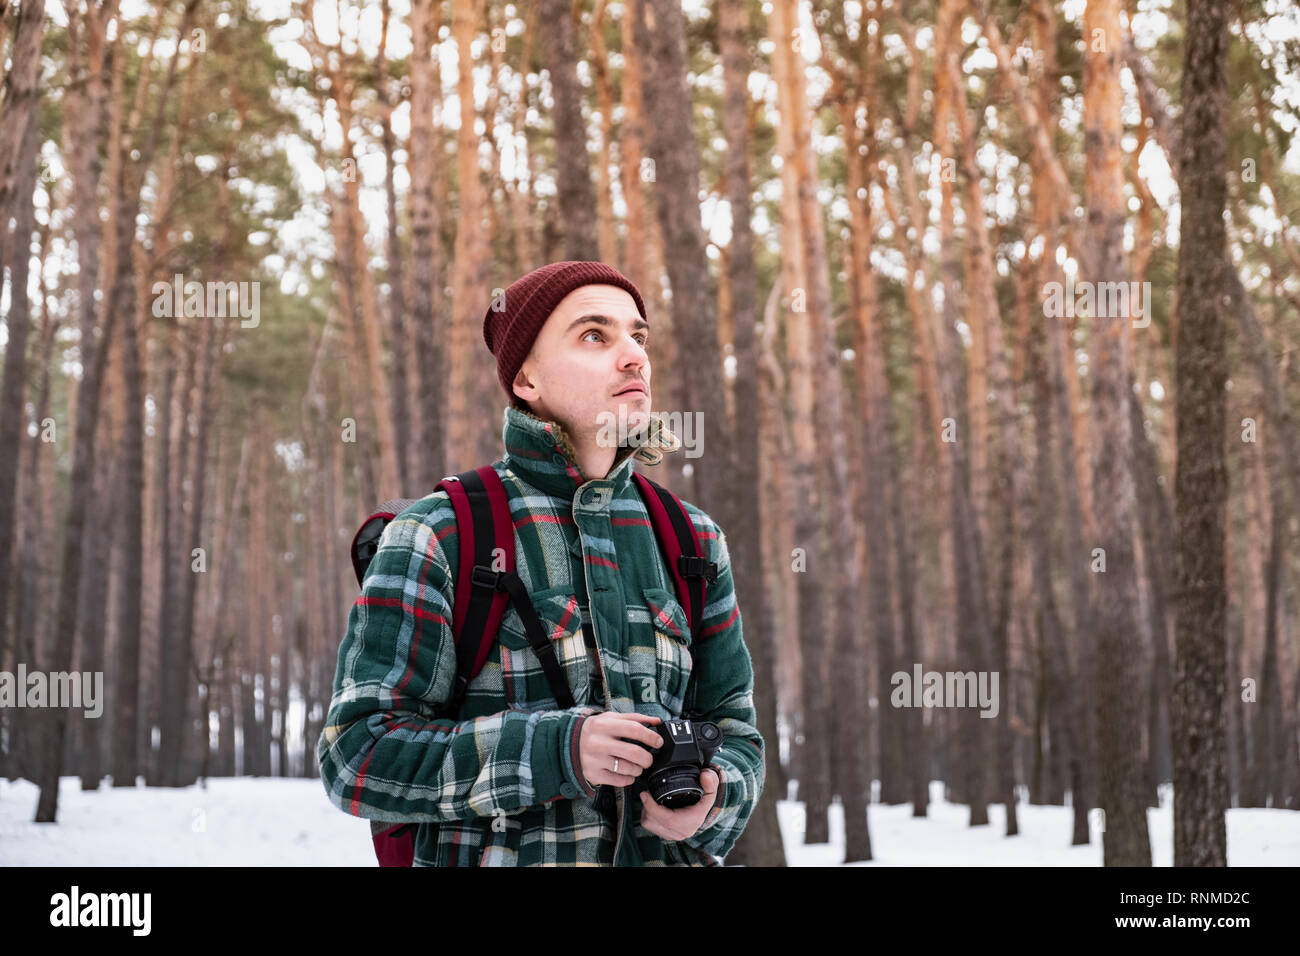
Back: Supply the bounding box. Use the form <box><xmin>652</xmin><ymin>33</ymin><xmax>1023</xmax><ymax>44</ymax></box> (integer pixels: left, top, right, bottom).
<box><xmin>631</xmin><ymin>472</ymin><xmax>718</xmax><ymax>639</ymax></box>
<box><xmin>435</xmin><ymin>466</ymin><xmax>515</xmax><ymax>715</ymax></box>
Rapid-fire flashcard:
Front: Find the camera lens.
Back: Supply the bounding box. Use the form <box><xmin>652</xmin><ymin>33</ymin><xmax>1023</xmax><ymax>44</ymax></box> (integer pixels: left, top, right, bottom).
<box><xmin>648</xmin><ymin>766</ymin><xmax>704</xmax><ymax>808</ymax></box>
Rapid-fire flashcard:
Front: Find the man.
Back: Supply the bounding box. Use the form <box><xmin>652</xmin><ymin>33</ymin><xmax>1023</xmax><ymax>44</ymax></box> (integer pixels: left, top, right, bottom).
<box><xmin>318</xmin><ymin>260</ymin><xmax>765</xmax><ymax>866</ymax></box>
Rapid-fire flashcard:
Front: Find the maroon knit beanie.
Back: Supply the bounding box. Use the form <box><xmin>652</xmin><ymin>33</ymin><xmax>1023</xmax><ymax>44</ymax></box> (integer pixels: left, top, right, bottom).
<box><xmin>482</xmin><ymin>261</ymin><xmax>648</xmax><ymax>405</ymax></box>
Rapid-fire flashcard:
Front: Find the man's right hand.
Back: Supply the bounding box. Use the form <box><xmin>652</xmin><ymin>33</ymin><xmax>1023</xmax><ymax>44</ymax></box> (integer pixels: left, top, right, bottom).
<box><xmin>577</xmin><ymin>712</ymin><xmax>663</xmax><ymax>790</ymax></box>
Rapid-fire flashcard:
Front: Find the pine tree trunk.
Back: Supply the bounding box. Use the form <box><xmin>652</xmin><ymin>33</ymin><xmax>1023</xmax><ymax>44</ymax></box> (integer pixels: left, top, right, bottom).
<box><xmin>1129</xmin><ymin>387</ymin><xmax>1175</xmax><ymax>798</ymax></box>
<box><xmin>540</xmin><ymin>0</ymin><xmax>599</xmax><ymax>260</ymax></box>
<box><xmin>34</xmin><ymin>0</ymin><xmax>126</xmax><ymax>823</ymax></box>
<box><xmin>376</xmin><ymin>0</ymin><xmax>411</xmax><ymax>489</ymax></box>
<box><xmin>337</xmin><ymin>80</ymin><xmax>402</xmax><ymax>499</ymax></box>
<box><xmin>948</xmin><ymin>22</ymin><xmax>1024</xmax><ymax>833</ymax></box>
<box><xmin>772</xmin><ymin>0</ymin><xmax>872</xmax><ymax>860</ymax></box>
<box><xmin>757</xmin><ymin>281</ymin><xmax>795</xmax><ymax>803</ymax></box>
<box><xmin>1028</xmin><ymin>302</ymin><xmax>1089</xmax><ymax>830</ymax></box>
<box><xmin>633</xmin><ymin>0</ymin><xmax>734</xmax><ymax>522</ymax></box>
<box><xmin>1168</xmin><ymin>0</ymin><xmax>1232</xmax><ymax>865</ymax></box>
<box><xmin>619</xmin><ymin>6</ymin><xmax>650</xmax><ymax>294</ymax></box>
<box><xmin>106</xmin><ymin>173</ymin><xmax>148</xmax><ymax>793</ymax></box>
<box><xmin>712</xmin><ymin>0</ymin><xmax>785</xmax><ymax>868</ymax></box>
<box><xmin>832</xmin><ymin>36</ymin><xmax>905</xmax><ymax>813</ymax></box>
<box><xmin>0</xmin><ymin>97</ymin><xmax>42</xmax><ymax>678</ymax></box>
<box><xmin>933</xmin><ymin>0</ymin><xmax>991</xmax><ymax>826</ymax></box>
<box><xmin>590</xmin><ymin>1</ymin><xmax>620</xmax><ymax>265</ymax></box>
<box><xmin>1083</xmin><ymin>0</ymin><xmax>1152</xmax><ymax>866</ymax></box>
<box><xmin>447</xmin><ymin>0</ymin><xmax>494</xmax><ymax>464</ymax></box>
<box><xmin>0</xmin><ymin>0</ymin><xmax>45</xmax><ymax>671</ymax></box>
<box><xmin>9</xmin><ymin>241</ymin><xmax>57</xmax><ymax>783</ymax></box>
<box><xmin>407</xmin><ymin>0</ymin><xmax>447</xmax><ymax>492</ymax></box>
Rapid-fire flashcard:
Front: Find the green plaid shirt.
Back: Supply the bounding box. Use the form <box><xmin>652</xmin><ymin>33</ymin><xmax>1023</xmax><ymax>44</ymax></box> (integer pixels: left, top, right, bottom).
<box><xmin>318</xmin><ymin>404</ymin><xmax>765</xmax><ymax>866</ymax></box>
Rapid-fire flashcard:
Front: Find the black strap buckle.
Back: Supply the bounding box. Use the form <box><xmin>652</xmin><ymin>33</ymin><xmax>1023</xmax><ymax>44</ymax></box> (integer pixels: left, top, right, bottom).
<box><xmin>677</xmin><ymin>555</ymin><xmax>718</xmax><ymax>584</ymax></box>
<box><xmin>471</xmin><ymin>565</ymin><xmax>508</xmax><ymax>590</ymax></box>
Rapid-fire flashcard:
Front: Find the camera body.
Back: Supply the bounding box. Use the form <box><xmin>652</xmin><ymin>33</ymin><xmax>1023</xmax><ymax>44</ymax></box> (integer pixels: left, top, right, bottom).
<box><xmin>635</xmin><ymin>718</ymin><xmax>724</xmax><ymax>809</ymax></box>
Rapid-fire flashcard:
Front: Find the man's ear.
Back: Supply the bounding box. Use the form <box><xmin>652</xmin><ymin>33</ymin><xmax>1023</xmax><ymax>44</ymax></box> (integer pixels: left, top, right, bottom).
<box><xmin>512</xmin><ymin>363</ymin><xmax>538</xmax><ymax>407</ymax></box>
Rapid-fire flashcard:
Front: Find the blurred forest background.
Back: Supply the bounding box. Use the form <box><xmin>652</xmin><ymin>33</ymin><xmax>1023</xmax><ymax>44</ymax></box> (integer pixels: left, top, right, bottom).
<box><xmin>0</xmin><ymin>0</ymin><xmax>1297</xmax><ymax>867</ymax></box>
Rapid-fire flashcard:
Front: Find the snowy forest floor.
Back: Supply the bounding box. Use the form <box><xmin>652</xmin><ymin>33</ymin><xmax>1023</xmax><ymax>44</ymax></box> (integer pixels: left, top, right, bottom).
<box><xmin>1</xmin><ymin>777</ymin><xmax>1295</xmax><ymax>865</ymax></box>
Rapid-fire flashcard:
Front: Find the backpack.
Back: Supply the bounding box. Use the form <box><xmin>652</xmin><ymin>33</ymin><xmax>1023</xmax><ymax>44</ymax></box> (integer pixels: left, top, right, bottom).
<box><xmin>347</xmin><ymin>463</ymin><xmax>719</xmax><ymax>867</ymax></box>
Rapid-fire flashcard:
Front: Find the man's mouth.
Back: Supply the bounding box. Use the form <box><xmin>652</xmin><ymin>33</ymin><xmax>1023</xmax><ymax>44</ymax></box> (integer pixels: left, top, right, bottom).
<box><xmin>615</xmin><ymin>383</ymin><xmax>648</xmax><ymax>396</ymax></box>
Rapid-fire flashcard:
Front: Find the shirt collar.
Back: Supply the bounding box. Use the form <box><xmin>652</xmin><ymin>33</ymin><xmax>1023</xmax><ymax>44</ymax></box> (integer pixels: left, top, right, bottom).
<box><xmin>500</xmin><ymin>404</ymin><xmax>681</xmax><ymax>501</ymax></box>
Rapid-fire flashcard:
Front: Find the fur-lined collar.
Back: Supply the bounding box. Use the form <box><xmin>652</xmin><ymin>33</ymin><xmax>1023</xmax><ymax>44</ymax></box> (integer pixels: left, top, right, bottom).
<box><xmin>500</xmin><ymin>404</ymin><xmax>681</xmax><ymax>499</ymax></box>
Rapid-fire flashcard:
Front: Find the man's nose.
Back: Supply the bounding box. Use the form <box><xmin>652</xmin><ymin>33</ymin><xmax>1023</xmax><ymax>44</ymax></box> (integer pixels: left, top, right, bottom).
<box><xmin>617</xmin><ymin>336</ymin><xmax>649</xmax><ymax>371</ymax></box>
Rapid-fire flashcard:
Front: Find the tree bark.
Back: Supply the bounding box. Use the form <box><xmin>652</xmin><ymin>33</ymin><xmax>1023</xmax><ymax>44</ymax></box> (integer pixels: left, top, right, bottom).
<box><xmin>376</xmin><ymin>0</ymin><xmax>411</xmax><ymax>489</ymax></box>
<box><xmin>713</xmin><ymin>0</ymin><xmax>785</xmax><ymax>868</ymax></box>
<box><xmin>0</xmin><ymin>0</ymin><xmax>45</xmax><ymax>669</ymax></box>
<box><xmin>1170</xmin><ymin>0</ymin><xmax>1231</xmax><ymax>867</ymax></box>
<box><xmin>1082</xmin><ymin>0</ymin><xmax>1152</xmax><ymax>866</ymax></box>
<box><xmin>540</xmin><ymin>0</ymin><xmax>599</xmax><ymax>260</ymax></box>
<box><xmin>407</xmin><ymin>0</ymin><xmax>448</xmax><ymax>492</ymax></box>
<box><xmin>448</xmin><ymin>0</ymin><xmax>494</xmax><ymax>464</ymax></box>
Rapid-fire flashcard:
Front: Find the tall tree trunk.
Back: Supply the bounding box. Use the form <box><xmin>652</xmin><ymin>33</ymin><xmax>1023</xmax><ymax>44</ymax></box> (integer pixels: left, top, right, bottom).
<box><xmin>407</xmin><ymin>0</ymin><xmax>447</xmax><ymax>492</ymax></box>
<box><xmin>619</xmin><ymin>5</ymin><xmax>650</xmax><ymax>294</ymax></box>
<box><xmin>1028</xmin><ymin>290</ymin><xmax>1088</xmax><ymax>831</ymax></box>
<box><xmin>77</xmin><ymin>413</ymin><xmax>118</xmax><ymax>790</ymax></box>
<box><xmin>1169</xmin><ymin>0</ymin><xmax>1231</xmax><ymax>867</ymax></box>
<box><xmin>1250</xmin><ymin>472</ymin><xmax>1285</xmax><ymax>806</ymax></box>
<box><xmin>448</xmin><ymin>0</ymin><xmax>494</xmax><ymax>464</ymax></box>
<box><xmin>157</xmin><ymin>125</ymin><xmax>228</xmax><ymax>785</ymax></box>
<box><xmin>590</xmin><ymin>0</ymin><xmax>620</xmax><ymax>265</ymax></box>
<box><xmin>0</xmin><ymin>98</ymin><xmax>42</xmax><ymax>674</ymax></box>
<box><xmin>121</xmin><ymin>316</ymin><xmax>175</xmax><ymax>787</ymax></box>
<box><xmin>0</xmin><ymin>0</ymin><xmax>45</xmax><ymax>670</ymax></box>
<box><xmin>10</xmin><ymin>233</ymin><xmax>57</xmax><ymax>783</ymax></box>
<box><xmin>0</xmin><ymin>0</ymin><xmax>44</xmax><ymax>235</ymax></box>
<box><xmin>1129</xmin><ymin>387</ymin><xmax>1175</xmax><ymax>798</ymax></box>
<box><xmin>932</xmin><ymin>0</ymin><xmax>991</xmax><ymax>825</ymax></box>
<box><xmin>947</xmin><ymin>17</ymin><xmax>1023</xmax><ymax>833</ymax></box>
<box><xmin>34</xmin><ymin>0</ymin><xmax>130</xmax><ymax>822</ymax></box>
<box><xmin>763</xmin><ymin>0</ymin><xmax>829</xmax><ymax>845</ymax></box>
<box><xmin>152</xmin><ymin>311</ymin><xmax>196</xmax><ymax>781</ymax></box>
<box><xmin>540</xmin><ymin>0</ymin><xmax>599</xmax><ymax>260</ymax></box>
<box><xmin>823</xmin><ymin>14</ymin><xmax>906</xmax><ymax>814</ymax></box>
<box><xmin>757</xmin><ymin>281</ymin><xmax>795</xmax><ymax>803</ymax></box>
<box><xmin>335</xmin><ymin>78</ymin><xmax>402</xmax><ymax>499</ymax></box>
<box><xmin>105</xmin><ymin>147</ymin><xmax>151</xmax><ymax>795</ymax></box>
<box><xmin>633</xmin><ymin>0</ymin><xmax>734</xmax><ymax>525</ymax></box>
<box><xmin>376</xmin><ymin>0</ymin><xmax>411</xmax><ymax>489</ymax></box>
<box><xmin>1083</xmin><ymin>0</ymin><xmax>1151</xmax><ymax>866</ymax></box>
<box><xmin>713</xmin><ymin>0</ymin><xmax>785</xmax><ymax>868</ymax></box>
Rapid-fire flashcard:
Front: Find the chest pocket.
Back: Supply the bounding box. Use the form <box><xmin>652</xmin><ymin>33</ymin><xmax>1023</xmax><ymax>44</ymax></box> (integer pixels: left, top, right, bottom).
<box><xmin>496</xmin><ymin>586</ymin><xmax>589</xmax><ymax>710</ymax></box>
<box><xmin>641</xmin><ymin>587</ymin><xmax>693</xmax><ymax>717</ymax></box>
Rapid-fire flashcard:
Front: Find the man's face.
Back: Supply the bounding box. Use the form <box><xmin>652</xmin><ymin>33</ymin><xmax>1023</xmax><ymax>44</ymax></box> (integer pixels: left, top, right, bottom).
<box><xmin>512</xmin><ymin>284</ymin><xmax>652</xmax><ymax>443</ymax></box>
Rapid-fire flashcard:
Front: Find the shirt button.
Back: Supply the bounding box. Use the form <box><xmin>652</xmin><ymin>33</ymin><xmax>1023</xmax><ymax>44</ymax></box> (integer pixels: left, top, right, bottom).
<box><xmin>560</xmin><ymin>783</ymin><xmax>578</xmax><ymax>799</ymax></box>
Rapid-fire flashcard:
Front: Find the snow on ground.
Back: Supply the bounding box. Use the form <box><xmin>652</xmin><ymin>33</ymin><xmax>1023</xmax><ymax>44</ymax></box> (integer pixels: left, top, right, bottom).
<box><xmin>1</xmin><ymin>776</ymin><xmax>1295</xmax><ymax>866</ymax></box>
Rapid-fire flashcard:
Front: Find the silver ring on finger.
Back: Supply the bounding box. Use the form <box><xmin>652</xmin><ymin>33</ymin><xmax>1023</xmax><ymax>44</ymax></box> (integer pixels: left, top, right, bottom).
<box><xmin>613</xmin><ymin>758</ymin><xmax>619</xmax><ymax>774</ymax></box>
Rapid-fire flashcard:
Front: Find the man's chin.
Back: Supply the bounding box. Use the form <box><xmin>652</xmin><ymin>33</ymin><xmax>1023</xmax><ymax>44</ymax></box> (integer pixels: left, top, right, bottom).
<box><xmin>615</xmin><ymin>403</ymin><xmax>652</xmax><ymax>427</ymax></box>
<box><xmin>596</xmin><ymin>403</ymin><xmax>652</xmax><ymax>448</ymax></box>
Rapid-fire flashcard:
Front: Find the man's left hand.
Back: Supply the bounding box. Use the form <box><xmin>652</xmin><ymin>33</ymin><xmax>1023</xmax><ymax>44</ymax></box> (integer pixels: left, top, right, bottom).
<box><xmin>638</xmin><ymin>767</ymin><xmax>721</xmax><ymax>842</ymax></box>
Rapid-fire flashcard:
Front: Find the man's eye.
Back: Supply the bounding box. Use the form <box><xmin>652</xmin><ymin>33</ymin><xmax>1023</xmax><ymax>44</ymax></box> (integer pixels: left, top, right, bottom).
<box><xmin>582</xmin><ymin>329</ymin><xmax>646</xmax><ymax>345</ymax></box>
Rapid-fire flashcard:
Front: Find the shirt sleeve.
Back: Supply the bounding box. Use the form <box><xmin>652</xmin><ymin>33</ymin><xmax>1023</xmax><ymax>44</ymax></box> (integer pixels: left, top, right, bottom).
<box><xmin>317</xmin><ymin>496</ymin><xmax>599</xmax><ymax>825</ymax></box>
<box><xmin>676</xmin><ymin>513</ymin><xmax>767</xmax><ymax>863</ymax></box>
